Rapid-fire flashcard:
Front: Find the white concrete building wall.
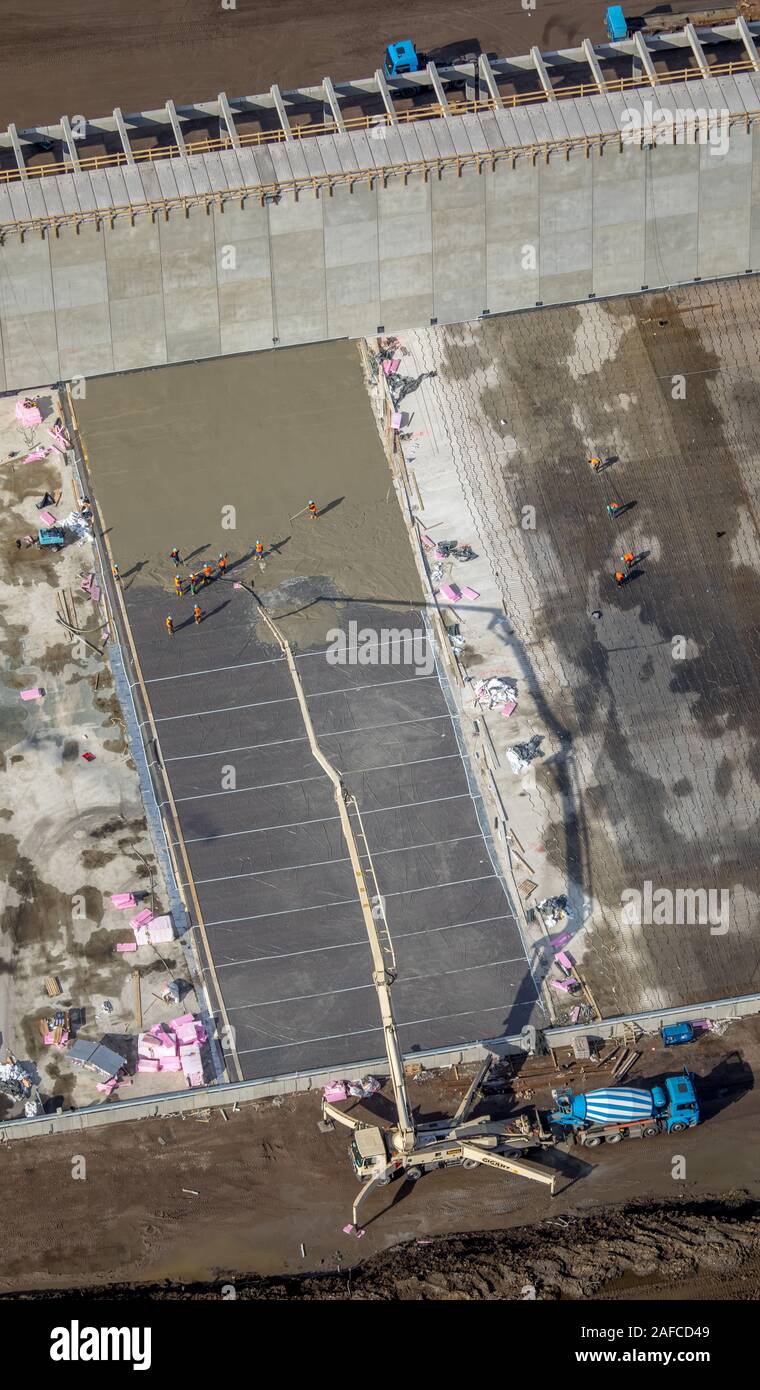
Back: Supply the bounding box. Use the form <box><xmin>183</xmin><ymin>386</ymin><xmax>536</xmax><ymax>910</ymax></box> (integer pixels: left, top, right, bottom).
<box><xmin>2</xmin><ymin>113</ymin><xmax>760</xmax><ymax>389</ymax></box>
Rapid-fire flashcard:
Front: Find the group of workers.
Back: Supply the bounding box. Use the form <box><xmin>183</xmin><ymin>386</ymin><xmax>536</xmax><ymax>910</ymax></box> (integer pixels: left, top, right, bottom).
<box><xmin>164</xmin><ymin>550</ymin><xmax>228</xmax><ymax>634</ymax></box>
<box><xmin>171</xmin><ymin>552</ymin><xmax>229</xmax><ymax>595</ymax></box>
<box><xmin>165</xmin><ymin>606</ymin><xmax>203</xmax><ymax>636</ymax></box>
<box><xmin>589</xmin><ymin>457</ymin><xmax>643</xmax><ymax>591</ymax></box>
<box><xmin>163</xmin><ymin>502</ymin><xmax>318</xmax><ymax>637</ymax></box>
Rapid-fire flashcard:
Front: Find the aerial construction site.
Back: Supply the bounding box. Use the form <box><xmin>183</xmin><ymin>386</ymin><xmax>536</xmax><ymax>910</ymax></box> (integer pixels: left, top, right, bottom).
<box><xmin>1</xmin><ymin>0</ymin><xmax>760</xmax><ymax>1335</ymax></box>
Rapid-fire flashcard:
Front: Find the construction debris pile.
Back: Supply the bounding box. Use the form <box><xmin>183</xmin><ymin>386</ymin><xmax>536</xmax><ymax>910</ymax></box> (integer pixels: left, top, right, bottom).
<box><xmin>388</xmin><ymin>370</ymin><xmax>437</xmax><ymax>410</ymax></box>
<box><xmin>59</xmin><ymin>509</ymin><xmax>94</xmax><ymax>544</ymax></box>
<box><xmin>470</xmin><ymin>676</ymin><xmax>517</xmax><ymax>714</ymax></box>
<box><xmin>137</xmin><ymin>1015</ymin><xmax>206</xmax><ymax>1087</ymax></box>
<box><xmin>38</xmin><ymin>1009</ymin><xmax>70</xmax><ymax>1048</ymax></box>
<box><xmin>507</xmin><ymin>735</ymin><xmax>543</xmax><ymax>773</ymax></box>
<box><xmin>0</xmin><ymin>1055</ymin><xmax>41</xmax><ymax>1116</ymax></box>
<box><xmin>322</xmin><ymin>1075</ymin><xmax>381</xmax><ymax>1102</ymax></box>
<box><xmin>538</xmin><ymin>895</ymin><xmax>573</xmax><ymax>930</ymax></box>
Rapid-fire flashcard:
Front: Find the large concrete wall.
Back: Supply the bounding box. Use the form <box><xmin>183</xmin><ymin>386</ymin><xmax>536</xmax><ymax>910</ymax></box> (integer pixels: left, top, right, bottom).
<box><xmin>2</xmin><ymin>122</ymin><xmax>760</xmax><ymax>390</ymax></box>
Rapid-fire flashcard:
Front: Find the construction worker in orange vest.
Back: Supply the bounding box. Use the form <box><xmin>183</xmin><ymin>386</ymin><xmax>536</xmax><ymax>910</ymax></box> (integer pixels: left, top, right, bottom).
<box><xmin>307</xmin><ymin>500</ymin><xmax>318</xmax><ymax>520</ymax></box>
<box><xmin>614</xmin><ymin>570</ymin><xmax>626</xmax><ymax>588</ymax></box>
<box><xmin>174</xmin><ymin>574</ymin><xmax>183</xmax><ymax>597</ymax></box>
<box><xmin>254</xmin><ymin>539</ymin><xmax>265</xmax><ymax>558</ymax></box>
<box><xmin>193</xmin><ymin>604</ymin><xmax>203</xmax><ymax>625</ymax></box>
<box><xmin>202</xmin><ymin>562</ymin><xmax>214</xmax><ymax>585</ymax></box>
<box><xmin>589</xmin><ymin>456</ymin><xmax>603</xmax><ymax>472</ymax></box>
<box><xmin>218</xmin><ymin>552</ymin><xmax>228</xmax><ymax>574</ymax></box>
<box><xmin>165</xmin><ymin>615</ymin><xmax>175</xmax><ymax>636</ymax></box>
<box><xmin>621</xmin><ymin>552</ymin><xmax>635</xmax><ymax>571</ymax></box>
<box><xmin>112</xmin><ymin>563</ymin><xmax>121</xmax><ymax>581</ymax></box>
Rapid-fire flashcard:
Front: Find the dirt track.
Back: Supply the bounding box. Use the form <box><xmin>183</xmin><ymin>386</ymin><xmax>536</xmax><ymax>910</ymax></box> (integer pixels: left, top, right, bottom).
<box><xmin>1</xmin><ymin>0</ymin><xmax>606</xmax><ymax>128</ymax></box>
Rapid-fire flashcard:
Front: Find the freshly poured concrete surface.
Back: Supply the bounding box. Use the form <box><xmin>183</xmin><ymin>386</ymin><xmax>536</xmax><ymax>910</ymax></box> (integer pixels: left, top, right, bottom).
<box><xmin>77</xmin><ymin>343</ymin><xmax>540</xmax><ymax>1078</ymax></box>
<box><xmin>396</xmin><ymin>281</ymin><xmax>760</xmax><ymax>1017</ymax></box>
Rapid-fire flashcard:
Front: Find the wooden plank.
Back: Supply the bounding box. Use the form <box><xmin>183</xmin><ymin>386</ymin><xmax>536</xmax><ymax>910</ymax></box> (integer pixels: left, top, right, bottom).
<box><xmin>132</xmin><ymin>969</ymin><xmax>142</xmax><ymax>1029</ymax></box>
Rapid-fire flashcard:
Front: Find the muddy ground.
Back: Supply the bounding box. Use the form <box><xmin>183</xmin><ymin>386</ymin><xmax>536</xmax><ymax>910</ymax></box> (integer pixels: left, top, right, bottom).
<box><xmin>12</xmin><ymin>1197</ymin><xmax>760</xmax><ymax>1301</ymax></box>
<box><xmin>0</xmin><ymin>1019</ymin><xmax>756</xmax><ymax>1296</ymax></box>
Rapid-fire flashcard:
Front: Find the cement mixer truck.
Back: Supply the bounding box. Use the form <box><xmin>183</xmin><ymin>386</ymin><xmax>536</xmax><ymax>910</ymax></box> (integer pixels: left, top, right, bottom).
<box><xmin>549</xmin><ymin>1070</ymin><xmax>700</xmax><ymax>1147</ymax></box>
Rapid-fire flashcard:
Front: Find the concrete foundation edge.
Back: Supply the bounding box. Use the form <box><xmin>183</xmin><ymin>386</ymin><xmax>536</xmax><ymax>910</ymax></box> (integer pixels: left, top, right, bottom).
<box><xmin>2</xmin><ymin>991</ymin><xmax>758</xmax><ymax>1143</ymax></box>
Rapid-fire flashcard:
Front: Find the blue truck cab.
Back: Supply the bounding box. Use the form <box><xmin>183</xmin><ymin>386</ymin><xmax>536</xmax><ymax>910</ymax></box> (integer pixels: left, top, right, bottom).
<box><xmin>662</xmin><ymin>1021</ymin><xmax>695</xmax><ymax>1047</ymax></box>
<box><xmin>606</xmin><ymin>6</ymin><xmax>629</xmax><ymax>41</ymax></box>
<box><xmin>661</xmin><ymin>1071</ymin><xmax>700</xmax><ymax>1131</ymax></box>
<box><xmin>385</xmin><ymin>40</ymin><xmax>421</xmax><ymax>77</ymax></box>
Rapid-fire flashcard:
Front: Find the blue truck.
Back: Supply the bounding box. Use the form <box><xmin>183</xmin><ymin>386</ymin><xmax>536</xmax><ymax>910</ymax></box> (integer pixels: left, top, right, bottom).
<box><xmin>549</xmin><ymin>1070</ymin><xmax>700</xmax><ymax>1146</ymax></box>
<box><xmin>384</xmin><ymin>40</ymin><xmax>422</xmax><ymax>78</ymax></box>
<box><xmin>605</xmin><ymin>6</ymin><xmax>742</xmax><ymax>40</ymax></box>
<box><xmin>383</xmin><ymin>38</ymin><xmax>480</xmax><ymax>82</ymax></box>
<box><xmin>605</xmin><ymin>5</ymin><xmax>629</xmax><ymax>40</ymax></box>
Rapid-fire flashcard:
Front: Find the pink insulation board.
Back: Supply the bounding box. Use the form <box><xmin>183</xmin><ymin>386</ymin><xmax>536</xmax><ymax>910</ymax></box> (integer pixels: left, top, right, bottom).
<box><xmin>16</xmin><ymin>399</ymin><xmax>42</xmax><ymax>426</ymax></box>
<box><xmin>439</xmin><ymin>583</ymin><xmax>461</xmax><ymax>603</ymax></box>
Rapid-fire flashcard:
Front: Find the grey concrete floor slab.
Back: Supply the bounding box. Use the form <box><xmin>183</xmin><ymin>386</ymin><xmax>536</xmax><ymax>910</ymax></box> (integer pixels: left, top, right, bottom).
<box><xmin>402</xmin><ymin>280</ymin><xmax>760</xmax><ymax>1016</ymax></box>
<box><xmin>77</xmin><ymin>344</ymin><xmax>540</xmax><ymax>1079</ymax></box>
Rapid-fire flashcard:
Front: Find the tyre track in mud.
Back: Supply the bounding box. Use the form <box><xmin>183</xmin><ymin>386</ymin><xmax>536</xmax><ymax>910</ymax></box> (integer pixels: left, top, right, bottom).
<box><xmin>7</xmin><ymin>1197</ymin><xmax>760</xmax><ymax>1301</ymax></box>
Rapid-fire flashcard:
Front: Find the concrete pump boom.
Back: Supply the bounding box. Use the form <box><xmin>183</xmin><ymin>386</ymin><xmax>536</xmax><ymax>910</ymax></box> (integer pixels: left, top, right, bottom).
<box><xmin>246</xmin><ymin>588</ymin><xmax>416</xmax><ymax>1150</ymax></box>
<box><xmin>244</xmin><ymin>588</ymin><xmax>557</xmax><ymax>1226</ymax></box>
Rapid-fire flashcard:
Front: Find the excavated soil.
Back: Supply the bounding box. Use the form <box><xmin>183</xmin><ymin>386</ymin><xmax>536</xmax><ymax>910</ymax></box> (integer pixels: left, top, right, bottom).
<box><xmin>8</xmin><ymin>1198</ymin><xmax>760</xmax><ymax>1301</ymax></box>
